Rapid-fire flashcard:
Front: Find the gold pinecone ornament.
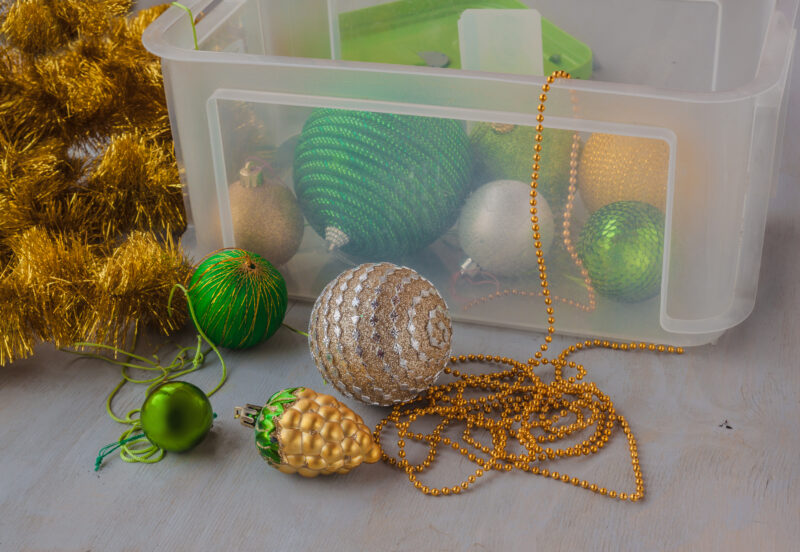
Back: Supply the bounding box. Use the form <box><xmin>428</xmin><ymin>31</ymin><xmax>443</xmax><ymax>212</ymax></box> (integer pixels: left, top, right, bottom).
<box><xmin>235</xmin><ymin>388</ymin><xmax>381</xmax><ymax>477</ymax></box>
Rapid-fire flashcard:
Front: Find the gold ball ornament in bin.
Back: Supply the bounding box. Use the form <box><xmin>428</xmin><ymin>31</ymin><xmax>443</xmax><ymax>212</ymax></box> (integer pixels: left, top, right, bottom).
<box><xmin>578</xmin><ymin>133</ymin><xmax>669</xmax><ymax>213</ymax></box>
<box><xmin>309</xmin><ymin>262</ymin><xmax>452</xmax><ymax>406</ymax></box>
<box><xmin>234</xmin><ymin>387</ymin><xmax>381</xmax><ymax>477</ymax></box>
<box><xmin>228</xmin><ymin>162</ymin><xmax>304</xmax><ymax>266</ymax></box>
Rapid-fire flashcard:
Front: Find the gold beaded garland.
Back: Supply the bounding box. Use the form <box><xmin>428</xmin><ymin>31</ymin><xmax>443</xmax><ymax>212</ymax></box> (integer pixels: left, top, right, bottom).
<box><xmin>460</xmin><ymin>83</ymin><xmax>596</xmax><ymax>314</ymax></box>
<box><xmin>375</xmin><ymin>71</ymin><xmax>684</xmax><ymax>500</ymax></box>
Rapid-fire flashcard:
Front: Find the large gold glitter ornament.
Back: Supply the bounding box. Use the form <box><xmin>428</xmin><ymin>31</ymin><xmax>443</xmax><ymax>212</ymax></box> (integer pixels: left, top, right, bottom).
<box><xmin>235</xmin><ymin>387</ymin><xmax>381</xmax><ymax>477</ymax></box>
<box><xmin>577</xmin><ymin>134</ymin><xmax>669</xmax><ymax>213</ymax></box>
<box><xmin>309</xmin><ymin>262</ymin><xmax>452</xmax><ymax>406</ymax></box>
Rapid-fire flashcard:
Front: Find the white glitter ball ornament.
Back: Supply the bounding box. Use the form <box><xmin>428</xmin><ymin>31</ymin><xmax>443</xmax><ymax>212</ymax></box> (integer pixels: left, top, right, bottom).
<box><xmin>458</xmin><ymin>179</ymin><xmax>555</xmax><ymax>277</ymax></box>
<box><xmin>308</xmin><ymin>262</ymin><xmax>452</xmax><ymax>406</ymax></box>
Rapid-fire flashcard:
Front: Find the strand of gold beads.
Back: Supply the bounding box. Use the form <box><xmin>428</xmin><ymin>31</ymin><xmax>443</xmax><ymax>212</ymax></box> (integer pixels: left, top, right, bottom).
<box><xmin>462</xmin><ymin>84</ymin><xmax>596</xmax><ymax>313</ymax></box>
<box><xmin>375</xmin><ymin>71</ymin><xmax>684</xmax><ymax>501</ymax></box>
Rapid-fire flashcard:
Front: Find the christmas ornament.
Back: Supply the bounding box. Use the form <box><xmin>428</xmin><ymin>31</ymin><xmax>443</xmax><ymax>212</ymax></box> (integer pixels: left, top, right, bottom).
<box><xmin>140</xmin><ymin>381</ymin><xmax>214</xmax><ymax>452</ymax></box>
<box><xmin>293</xmin><ymin>108</ymin><xmax>472</xmax><ymax>258</ymax></box>
<box><xmin>577</xmin><ymin>201</ymin><xmax>664</xmax><ymax>303</ymax></box>
<box><xmin>469</xmin><ymin>122</ymin><xmax>575</xmax><ymax>215</ymax></box>
<box><xmin>228</xmin><ymin>163</ymin><xmax>305</xmax><ymax>266</ymax></box>
<box><xmin>187</xmin><ymin>249</ymin><xmax>288</xmax><ymax>349</ymax></box>
<box><xmin>76</xmin><ymin>283</ymin><xmax>231</xmax><ymax>470</ymax></box>
<box><xmin>0</xmin><ymin>2</ymin><xmax>189</xmax><ymax>365</ymax></box>
<box><xmin>235</xmin><ymin>387</ymin><xmax>381</xmax><ymax>477</ymax></box>
<box><xmin>578</xmin><ymin>133</ymin><xmax>669</xmax><ymax>213</ymax></box>
<box><xmin>308</xmin><ymin>262</ymin><xmax>452</xmax><ymax>406</ymax></box>
<box><xmin>458</xmin><ymin>179</ymin><xmax>555</xmax><ymax>277</ymax></box>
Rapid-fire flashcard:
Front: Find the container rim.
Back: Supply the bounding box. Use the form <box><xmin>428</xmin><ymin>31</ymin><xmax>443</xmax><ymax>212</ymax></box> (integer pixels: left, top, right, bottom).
<box><xmin>142</xmin><ymin>0</ymin><xmax>798</xmax><ymax>105</ymax></box>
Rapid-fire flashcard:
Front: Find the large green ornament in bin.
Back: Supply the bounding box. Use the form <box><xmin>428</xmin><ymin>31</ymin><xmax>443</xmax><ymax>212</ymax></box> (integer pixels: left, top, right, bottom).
<box><xmin>577</xmin><ymin>201</ymin><xmax>665</xmax><ymax>303</ymax></box>
<box><xmin>293</xmin><ymin>108</ymin><xmax>472</xmax><ymax>258</ymax></box>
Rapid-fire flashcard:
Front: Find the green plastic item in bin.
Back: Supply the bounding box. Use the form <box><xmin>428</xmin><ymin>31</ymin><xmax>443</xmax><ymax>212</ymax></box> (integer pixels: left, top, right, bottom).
<box><xmin>338</xmin><ymin>0</ymin><xmax>592</xmax><ymax>79</ymax></box>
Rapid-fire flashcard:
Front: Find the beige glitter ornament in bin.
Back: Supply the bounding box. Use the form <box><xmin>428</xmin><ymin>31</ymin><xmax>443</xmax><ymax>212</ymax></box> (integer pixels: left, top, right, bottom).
<box><xmin>235</xmin><ymin>387</ymin><xmax>381</xmax><ymax>477</ymax></box>
<box><xmin>309</xmin><ymin>262</ymin><xmax>452</xmax><ymax>406</ymax></box>
<box><xmin>228</xmin><ymin>161</ymin><xmax>304</xmax><ymax>267</ymax></box>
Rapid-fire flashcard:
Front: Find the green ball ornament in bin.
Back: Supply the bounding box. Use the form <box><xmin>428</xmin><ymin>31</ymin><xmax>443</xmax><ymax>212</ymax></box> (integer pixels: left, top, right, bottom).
<box><xmin>469</xmin><ymin>123</ymin><xmax>575</xmax><ymax>216</ymax></box>
<box><xmin>577</xmin><ymin>201</ymin><xmax>665</xmax><ymax>303</ymax></box>
<box><xmin>140</xmin><ymin>381</ymin><xmax>213</xmax><ymax>452</ymax></box>
<box><xmin>187</xmin><ymin>249</ymin><xmax>288</xmax><ymax>349</ymax></box>
<box><xmin>293</xmin><ymin>108</ymin><xmax>472</xmax><ymax>258</ymax></box>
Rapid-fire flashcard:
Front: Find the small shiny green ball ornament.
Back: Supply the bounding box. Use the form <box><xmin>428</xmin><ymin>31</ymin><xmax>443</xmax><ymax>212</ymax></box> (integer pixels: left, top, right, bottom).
<box><xmin>187</xmin><ymin>249</ymin><xmax>288</xmax><ymax>349</ymax></box>
<box><xmin>577</xmin><ymin>201</ymin><xmax>665</xmax><ymax>303</ymax></box>
<box><xmin>140</xmin><ymin>382</ymin><xmax>213</xmax><ymax>452</ymax></box>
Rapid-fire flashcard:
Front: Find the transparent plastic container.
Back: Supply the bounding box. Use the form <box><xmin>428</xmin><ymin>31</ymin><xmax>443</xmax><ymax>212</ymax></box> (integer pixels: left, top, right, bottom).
<box><xmin>143</xmin><ymin>0</ymin><xmax>798</xmax><ymax>346</ymax></box>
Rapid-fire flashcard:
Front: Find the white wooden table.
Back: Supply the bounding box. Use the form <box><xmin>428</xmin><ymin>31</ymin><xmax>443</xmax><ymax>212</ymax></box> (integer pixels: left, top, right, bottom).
<box><xmin>2</xmin><ymin>7</ymin><xmax>800</xmax><ymax>552</ymax></box>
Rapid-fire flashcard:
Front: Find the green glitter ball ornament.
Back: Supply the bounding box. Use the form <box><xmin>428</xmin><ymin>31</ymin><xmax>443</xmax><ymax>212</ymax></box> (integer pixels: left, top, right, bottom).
<box><xmin>577</xmin><ymin>201</ymin><xmax>665</xmax><ymax>303</ymax></box>
<box><xmin>293</xmin><ymin>108</ymin><xmax>472</xmax><ymax>258</ymax></box>
<box><xmin>187</xmin><ymin>249</ymin><xmax>288</xmax><ymax>349</ymax></box>
<box><xmin>140</xmin><ymin>381</ymin><xmax>213</xmax><ymax>452</ymax></box>
<box><xmin>469</xmin><ymin>123</ymin><xmax>575</xmax><ymax>216</ymax></box>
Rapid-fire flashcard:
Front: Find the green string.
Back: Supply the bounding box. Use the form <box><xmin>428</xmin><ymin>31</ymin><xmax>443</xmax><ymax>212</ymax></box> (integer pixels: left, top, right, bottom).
<box><xmin>94</xmin><ymin>433</ymin><xmax>146</xmax><ymax>471</ymax></box>
<box><xmin>171</xmin><ymin>2</ymin><xmax>199</xmax><ymax>50</ymax></box>
<box><xmin>70</xmin><ymin>284</ymin><xmax>227</xmax><ymax>471</ymax></box>
<box><xmin>282</xmin><ymin>323</ymin><xmax>309</xmax><ymax>338</ymax></box>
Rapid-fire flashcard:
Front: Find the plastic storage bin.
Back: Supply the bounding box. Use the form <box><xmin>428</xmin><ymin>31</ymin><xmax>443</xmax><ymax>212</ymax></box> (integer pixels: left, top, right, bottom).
<box><xmin>143</xmin><ymin>0</ymin><xmax>798</xmax><ymax>346</ymax></box>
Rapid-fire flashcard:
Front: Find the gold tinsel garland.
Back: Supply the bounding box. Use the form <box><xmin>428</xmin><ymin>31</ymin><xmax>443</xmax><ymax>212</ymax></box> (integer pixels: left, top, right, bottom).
<box><xmin>0</xmin><ymin>1</ymin><xmax>191</xmax><ymax>365</ymax></box>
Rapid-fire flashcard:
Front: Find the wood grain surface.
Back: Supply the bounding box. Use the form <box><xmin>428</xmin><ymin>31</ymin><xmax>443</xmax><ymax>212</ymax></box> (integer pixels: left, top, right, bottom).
<box><xmin>1</xmin><ymin>3</ymin><xmax>799</xmax><ymax>551</ymax></box>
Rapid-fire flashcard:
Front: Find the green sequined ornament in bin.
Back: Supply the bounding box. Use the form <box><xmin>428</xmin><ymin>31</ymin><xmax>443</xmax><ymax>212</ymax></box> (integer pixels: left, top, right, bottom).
<box><xmin>187</xmin><ymin>249</ymin><xmax>288</xmax><ymax>349</ymax></box>
<box><xmin>293</xmin><ymin>108</ymin><xmax>472</xmax><ymax>258</ymax></box>
<box><xmin>577</xmin><ymin>201</ymin><xmax>665</xmax><ymax>303</ymax></box>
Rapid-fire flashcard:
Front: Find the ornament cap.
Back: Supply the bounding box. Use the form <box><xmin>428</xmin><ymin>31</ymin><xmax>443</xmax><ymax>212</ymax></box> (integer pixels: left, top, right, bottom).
<box><xmin>459</xmin><ymin>257</ymin><xmax>480</xmax><ymax>277</ymax></box>
<box><xmin>239</xmin><ymin>161</ymin><xmax>263</xmax><ymax>188</ymax></box>
<box><xmin>325</xmin><ymin>227</ymin><xmax>350</xmax><ymax>251</ymax></box>
<box><xmin>234</xmin><ymin>404</ymin><xmax>263</xmax><ymax>428</ymax></box>
<box><xmin>490</xmin><ymin>122</ymin><xmax>516</xmax><ymax>134</ymax></box>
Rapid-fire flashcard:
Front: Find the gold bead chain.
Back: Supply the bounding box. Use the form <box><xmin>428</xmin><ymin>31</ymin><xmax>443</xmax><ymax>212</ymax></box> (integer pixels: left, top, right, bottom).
<box><xmin>461</xmin><ymin>78</ymin><xmax>596</xmax><ymax>313</ymax></box>
<box><xmin>376</xmin><ymin>71</ymin><xmax>684</xmax><ymax>500</ymax></box>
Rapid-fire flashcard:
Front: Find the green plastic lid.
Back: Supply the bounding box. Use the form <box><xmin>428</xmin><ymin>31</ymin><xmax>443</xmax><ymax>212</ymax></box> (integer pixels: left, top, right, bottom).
<box><xmin>339</xmin><ymin>0</ymin><xmax>592</xmax><ymax>79</ymax></box>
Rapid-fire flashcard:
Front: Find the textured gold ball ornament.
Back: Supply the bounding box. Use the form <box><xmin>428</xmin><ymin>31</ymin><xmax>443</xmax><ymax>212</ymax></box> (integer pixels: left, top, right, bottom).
<box><xmin>228</xmin><ymin>162</ymin><xmax>305</xmax><ymax>266</ymax></box>
<box><xmin>234</xmin><ymin>387</ymin><xmax>381</xmax><ymax>477</ymax></box>
<box><xmin>309</xmin><ymin>262</ymin><xmax>452</xmax><ymax>406</ymax></box>
<box><xmin>578</xmin><ymin>133</ymin><xmax>669</xmax><ymax>213</ymax></box>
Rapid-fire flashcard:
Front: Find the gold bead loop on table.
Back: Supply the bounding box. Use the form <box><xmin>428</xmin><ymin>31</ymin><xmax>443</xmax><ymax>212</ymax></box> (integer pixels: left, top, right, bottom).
<box><xmin>376</xmin><ymin>72</ymin><xmax>684</xmax><ymax>500</ymax></box>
